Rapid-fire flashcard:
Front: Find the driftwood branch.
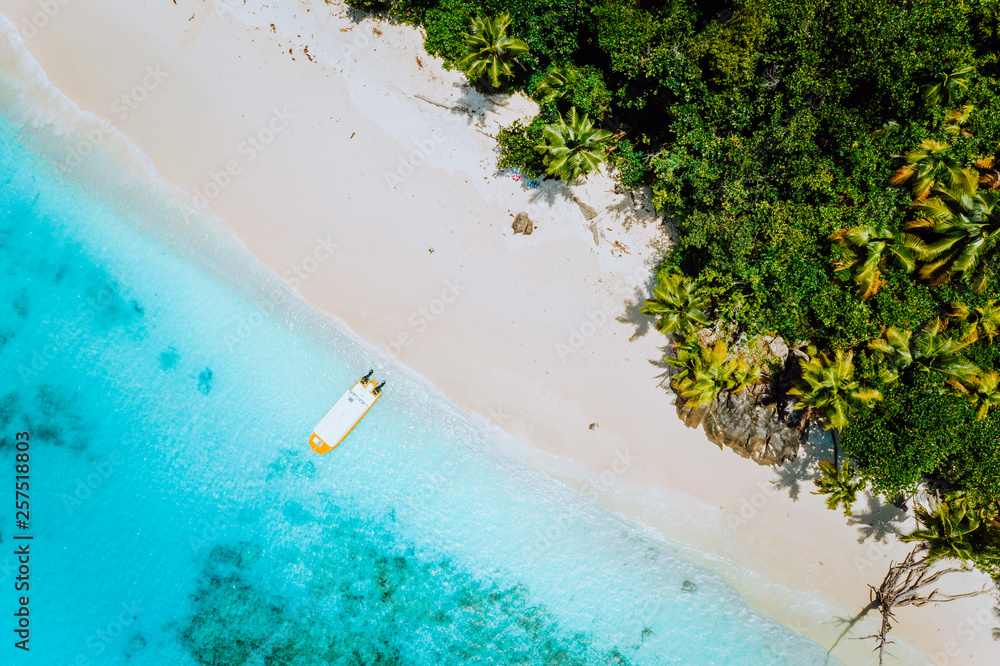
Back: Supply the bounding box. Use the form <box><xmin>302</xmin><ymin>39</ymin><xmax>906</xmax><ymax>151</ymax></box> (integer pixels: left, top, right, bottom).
<box><xmin>858</xmin><ymin>548</ymin><xmax>990</xmax><ymax>665</ymax></box>
<box><xmin>412</xmin><ymin>94</ymin><xmax>456</xmax><ymax>111</ymax></box>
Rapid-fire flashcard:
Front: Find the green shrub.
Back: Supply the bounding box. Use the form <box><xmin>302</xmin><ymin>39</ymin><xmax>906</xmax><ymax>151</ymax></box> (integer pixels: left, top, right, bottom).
<box><xmin>611</xmin><ymin>138</ymin><xmax>646</xmax><ymax>189</ymax></box>
<box><xmin>420</xmin><ymin>0</ymin><xmax>475</xmax><ymax>67</ymax></box>
<box><xmin>495</xmin><ymin>118</ymin><xmax>546</xmax><ymax>179</ymax></box>
<box><xmin>544</xmin><ymin>64</ymin><xmax>613</xmax><ymax>121</ymax></box>
<box><xmin>390</xmin><ymin>0</ymin><xmax>444</xmax><ymax>24</ymax></box>
<box><xmin>843</xmin><ymin>375</ymin><xmax>1000</xmax><ymax>502</ymax></box>
<box><xmin>346</xmin><ymin>0</ymin><xmax>393</xmax><ymax>12</ymax></box>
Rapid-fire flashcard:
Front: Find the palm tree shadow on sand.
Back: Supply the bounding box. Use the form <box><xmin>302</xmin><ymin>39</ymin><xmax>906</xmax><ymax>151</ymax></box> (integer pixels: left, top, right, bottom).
<box><xmin>525</xmin><ymin>177</ymin><xmax>563</xmax><ymax>207</ymax></box>
<box><xmin>848</xmin><ymin>493</ymin><xmax>907</xmax><ymax>544</ymax></box>
<box><xmin>826</xmin><ymin>598</ymin><xmax>881</xmax><ymax>661</ymax></box>
<box><xmin>448</xmin><ymin>82</ymin><xmax>504</xmax><ymax>129</ymax></box>
<box><xmin>618</xmin><ymin>281</ymin><xmax>659</xmax><ymax>342</ymax></box>
<box><xmin>769</xmin><ymin>426</ymin><xmax>829</xmax><ymax>501</ymax></box>
<box><xmin>646</xmin><ymin>340</ymin><xmax>679</xmax><ymax>393</ymax></box>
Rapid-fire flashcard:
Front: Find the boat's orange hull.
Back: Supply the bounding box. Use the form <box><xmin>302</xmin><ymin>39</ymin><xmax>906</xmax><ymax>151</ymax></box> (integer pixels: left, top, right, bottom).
<box><xmin>309</xmin><ymin>378</ymin><xmax>381</xmax><ymax>454</ymax></box>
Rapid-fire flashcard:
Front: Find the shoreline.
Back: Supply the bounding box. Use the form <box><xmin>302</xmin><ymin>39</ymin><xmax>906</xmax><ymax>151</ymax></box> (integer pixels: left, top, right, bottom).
<box><xmin>2</xmin><ymin>1</ymin><xmax>996</xmax><ymax>663</ymax></box>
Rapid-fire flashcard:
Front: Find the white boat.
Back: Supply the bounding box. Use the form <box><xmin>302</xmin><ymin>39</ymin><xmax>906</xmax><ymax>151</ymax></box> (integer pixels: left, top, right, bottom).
<box><xmin>309</xmin><ymin>370</ymin><xmax>384</xmax><ymax>454</ymax></box>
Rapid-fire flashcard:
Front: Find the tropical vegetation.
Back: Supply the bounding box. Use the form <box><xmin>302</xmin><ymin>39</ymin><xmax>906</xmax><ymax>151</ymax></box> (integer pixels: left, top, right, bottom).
<box><xmin>350</xmin><ymin>0</ymin><xmax>1000</xmax><ymax>597</ymax></box>
<box><xmin>535</xmin><ymin>108</ymin><xmax>613</xmax><ymax>182</ymax></box>
<box><xmin>813</xmin><ymin>460</ymin><xmax>866</xmax><ymax>517</ymax></box>
<box><xmin>788</xmin><ymin>347</ymin><xmax>881</xmax><ymax>431</ymax></box>
<box><xmin>902</xmin><ymin>493</ymin><xmax>1000</xmax><ymax>571</ymax></box>
<box><xmin>456</xmin><ymin>13</ymin><xmax>529</xmax><ymax>88</ymax></box>
<box><xmin>666</xmin><ymin>338</ymin><xmax>760</xmax><ymax>407</ymax></box>
<box><xmin>638</xmin><ymin>273</ymin><xmax>709</xmax><ymax>336</ymax></box>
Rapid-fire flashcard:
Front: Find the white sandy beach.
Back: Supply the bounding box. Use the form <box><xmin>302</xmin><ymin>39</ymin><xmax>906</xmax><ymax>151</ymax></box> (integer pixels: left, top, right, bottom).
<box><xmin>1</xmin><ymin>1</ymin><xmax>997</xmax><ymax>663</ymax></box>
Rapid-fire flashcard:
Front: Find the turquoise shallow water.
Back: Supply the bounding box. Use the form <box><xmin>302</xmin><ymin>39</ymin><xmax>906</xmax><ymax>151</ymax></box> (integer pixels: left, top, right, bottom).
<box><xmin>0</xmin><ymin>113</ymin><xmax>839</xmax><ymax>665</ymax></box>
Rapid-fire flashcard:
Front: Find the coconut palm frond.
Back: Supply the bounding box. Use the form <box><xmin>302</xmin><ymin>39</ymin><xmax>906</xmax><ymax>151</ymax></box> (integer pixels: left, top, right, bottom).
<box><xmin>789</xmin><ymin>346</ymin><xmax>881</xmax><ymax>430</ymax></box>
<box><xmin>813</xmin><ymin>460</ymin><xmax>866</xmax><ymax>516</ymax></box>
<box><xmin>902</xmin><ymin>494</ymin><xmax>981</xmax><ymax>564</ymax></box>
<box><xmin>671</xmin><ymin>338</ymin><xmax>761</xmax><ymax>407</ymax></box>
<box><xmin>829</xmin><ymin>226</ymin><xmax>921</xmax><ymax>299</ymax></box>
<box><xmin>458</xmin><ymin>13</ymin><xmax>530</xmax><ymax>88</ymax></box>
<box><xmin>535</xmin><ymin>65</ymin><xmax>570</xmax><ymax>103</ymax></box>
<box><xmin>535</xmin><ymin>107</ymin><xmax>612</xmax><ymax>182</ymax></box>
<box><xmin>922</xmin><ymin>65</ymin><xmax>974</xmax><ymax>108</ymax></box>
<box><xmin>639</xmin><ymin>273</ymin><xmax>711</xmax><ymax>336</ymax></box>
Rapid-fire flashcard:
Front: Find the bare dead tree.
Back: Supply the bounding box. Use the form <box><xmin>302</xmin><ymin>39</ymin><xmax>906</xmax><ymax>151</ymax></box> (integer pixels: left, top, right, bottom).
<box><xmin>858</xmin><ymin>548</ymin><xmax>990</xmax><ymax>664</ymax></box>
<box><xmin>761</xmin><ymin>64</ymin><xmax>783</xmax><ymax>89</ymax></box>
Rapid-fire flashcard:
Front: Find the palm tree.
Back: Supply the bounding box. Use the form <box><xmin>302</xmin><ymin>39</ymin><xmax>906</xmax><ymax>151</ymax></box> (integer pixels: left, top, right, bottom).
<box><xmin>639</xmin><ymin>273</ymin><xmax>710</xmax><ymax>336</ymax></box>
<box><xmin>949</xmin><ymin>299</ymin><xmax>1000</xmax><ymax>342</ymax></box>
<box><xmin>868</xmin><ymin>319</ymin><xmax>979</xmax><ymax>386</ymax></box>
<box><xmin>901</xmin><ymin>495</ymin><xmax>980</xmax><ymax>564</ymax></box>
<box><xmin>727</xmin><ymin>356</ymin><xmax>761</xmax><ymax>394</ymax></box>
<box><xmin>535</xmin><ymin>107</ymin><xmax>612</xmax><ymax>182</ymax></box>
<box><xmin>944</xmin><ymin>104</ymin><xmax>975</xmax><ymax>139</ymax></box>
<box><xmin>829</xmin><ymin>226</ymin><xmax>924</xmax><ymax>299</ymax></box>
<box><xmin>922</xmin><ymin>65</ymin><xmax>974</xmax><ymax>108</ymax></box>
<box><xmin>906</xmin><ymin>179</ymin><xmax>1000</xmax><ymax>290</ymax></box>
<box><xmin>789</xmin><ymin>346</ymin><xmax>882</xmax><ymax>431</ymax></box>
<box><xmin>813</xmin><ymin>460</ymin><xmax>866</xmax><ymax>516</ymax></box>
<box><xmin>974</xmin><ymin>154</ymin><xmax>1000</xmax><ymax>190</ymax></box>
<box><xmin>909</xmin><ymin>319</ymin><xmax>979</xmax><ymax>385</ymax></box>
<box><xmin>670</xmin><ymin>339</ymin><xmax>730</xmax><ymax>407</ymax></box>
<box><xmin>965</xmin><ymin>370</ymin><xmax>1000</xmax><ymax>421</ymax></box>
<box><xmin>667</xmin><ymin>339</ymin><xmax>760</xmax><ymax>407</ymax></box>
<box><xmin>890</xmin><ymin>140</ymin><xmax>964</xmax><ymax>200</ymax></box>
<box><xmin>535</xmin><ymin>65</ymin><xmax>569</xmax><ymax>103</ymax></box>
<box><xmin>457</xmin><ymin>13</ymin><xmax>529</xmax><ymax>89</ymax></box>
<box><xmin>664</xmin><ymin>336</ymin><xmax>701</xmax><ymax>383</ymax></box>
<box><xmin>867</xmin><ymin>326</ymin><xmax>915</xmax><ymax>384</ymax></box>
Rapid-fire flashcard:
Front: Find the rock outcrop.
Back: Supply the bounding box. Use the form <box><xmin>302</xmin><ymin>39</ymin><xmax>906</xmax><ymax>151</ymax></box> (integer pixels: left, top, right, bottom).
<box><xmin>672</xmin><ymin>343</ymin><xmax>807</xmax><ymax>467</ymax></box>
<box><xmin>511</xmin><ymin>212</ymin><xmax>534</xmax><ymax>235</ymax></box>
<box><xmin>676</xmin><ymin>388</ymin><xmax>803</xmax><ymax>466</ymax></box>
